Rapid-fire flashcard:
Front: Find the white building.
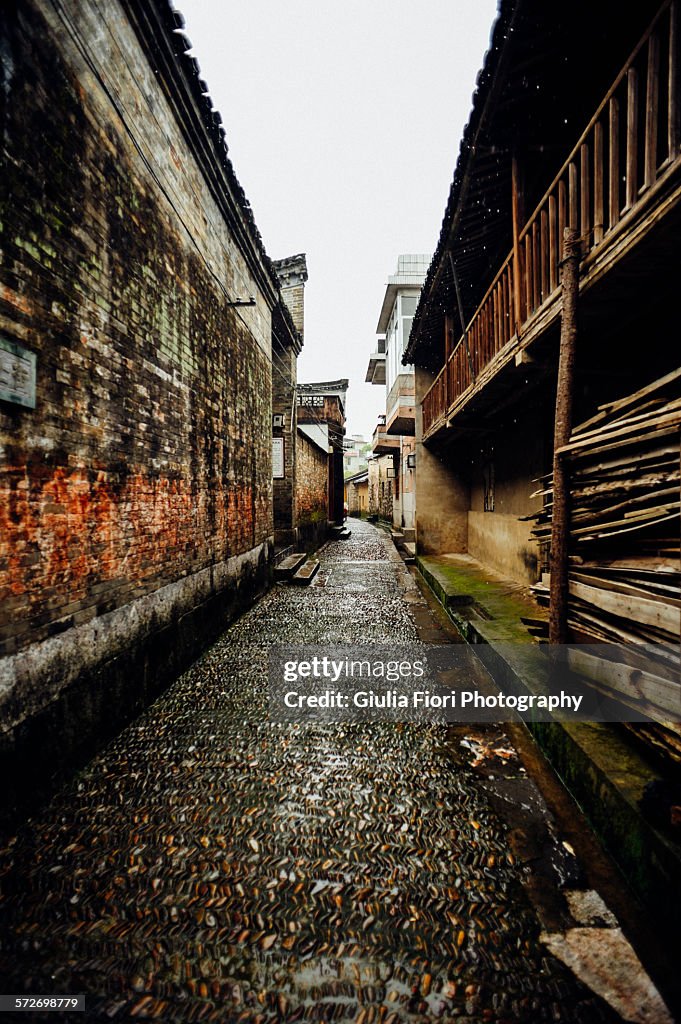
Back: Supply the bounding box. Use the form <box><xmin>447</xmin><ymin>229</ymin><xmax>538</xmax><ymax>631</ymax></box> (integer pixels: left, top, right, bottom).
<box><xmin>367</xmin><ymin>254</ymin><xmax>429</xmax><ymax>537</ymax></box>
<box><xmin>343</xmin><ymin>434</ymin><xmax>368</xmax><ymax>477</ymax></box>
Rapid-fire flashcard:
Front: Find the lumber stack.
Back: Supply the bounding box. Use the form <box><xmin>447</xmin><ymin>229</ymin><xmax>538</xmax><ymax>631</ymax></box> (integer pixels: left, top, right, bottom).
<box><xmin>528</xmin><ymin>368</ymin><xmax>681</xmax><ymax>759</ymax></box>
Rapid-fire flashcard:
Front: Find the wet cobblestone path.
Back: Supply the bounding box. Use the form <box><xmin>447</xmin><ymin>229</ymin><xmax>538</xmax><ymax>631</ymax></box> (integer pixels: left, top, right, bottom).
<box><xmin>0</xmin><ymin>522</ymin><xmax>620</xmax><ymax>1023</ymax></box>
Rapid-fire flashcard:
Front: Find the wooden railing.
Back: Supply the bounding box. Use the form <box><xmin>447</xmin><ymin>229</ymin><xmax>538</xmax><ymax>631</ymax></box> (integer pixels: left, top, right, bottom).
<box><xmin>423</xmin><ymin>0</ymin><xmax>679</xmax><ymax>436</ymax></box>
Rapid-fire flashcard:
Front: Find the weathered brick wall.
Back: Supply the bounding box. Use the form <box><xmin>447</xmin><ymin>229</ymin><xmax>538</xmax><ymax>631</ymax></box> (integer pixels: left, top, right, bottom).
<box><xmin>296</xmin><ymin>432</ymin><xmax>328</xmax><ymax>527</ymax></box>
<box><xmin>368</xmin><ymin>455</ymin><xmax>394</xmax><ymax>521</ymax></box>
<box><xmin>379</xmin><ymin>474</ymin><xmax>394</xmax><ymax>521</ymax></box>
<box><xmin>279</xmin><ymin>282</ymin><xmax>304</xmax><ymax>336</ymax></box>
<box><xmin>297</xmin><ymin>390</ymin><xmax>345</xmax><ymax>524</ymax></box>
<box><xmin>0</xmin><ymin>0</ymin><xmax>278</xmax><ymax>816</ymax></box>
<box><xmin>274</xmin><ymin>255</ymin><xmax>307</xmax><ymax>339</ymax></box>
<box><xmin>297</xmin><ymin>394</ymin><xmax>344</xmax><ymax>430</ymax></box>
<box><xmin>272</xmin><ymin>338</ymin><xmax>297</xmax><ymax>545</ymax></box>
<box><xmin>271</xmin><ymin>255</ymin><xmax>305</xmax><ymax>547</ymax></box>
<box><xmin>346</xmin><ymin>479</ymin><xmax>368</xmax><ymax>515</ymax></box>
<box><xmin>368</xmin><ymin>459</ymin><xmax>380</xmax><ymax>515</ymax></box>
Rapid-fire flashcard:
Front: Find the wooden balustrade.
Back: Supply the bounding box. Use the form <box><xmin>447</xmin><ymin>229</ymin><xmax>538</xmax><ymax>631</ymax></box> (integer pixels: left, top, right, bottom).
<box><xmin>422</xmin><ymin>0</ymin><xmax>680</xmax><ymax>438</ymax></box>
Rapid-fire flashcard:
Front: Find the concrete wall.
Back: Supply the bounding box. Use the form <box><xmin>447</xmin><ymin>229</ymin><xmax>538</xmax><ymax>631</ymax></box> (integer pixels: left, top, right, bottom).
<box><xmin>468</xmin><ymin>513</ymin><xmax>540</xmax><ymax>584</ymax></box>
<box><xmin>0</xmin><ymin>0</ymin><xmax>278</xmax><ymax>818</ymax></box>
<box><xmin>415</xmin><ymin>361</ymin><xmax>546</xmax><ymax>579</ymax></box>
<box><xmin>468</xmin><ymin>409</ymin><xmax>546</xmax><ymax>582</ymax></box>
<box><xmin>414</xmin><ymin>368</ymin><xmax>469</xmax><ymax>554</ymax></box>
<box><xmin>395</xmin><ymin>436</ymin><xmax>415</xmax><ymax>532</ymax></box>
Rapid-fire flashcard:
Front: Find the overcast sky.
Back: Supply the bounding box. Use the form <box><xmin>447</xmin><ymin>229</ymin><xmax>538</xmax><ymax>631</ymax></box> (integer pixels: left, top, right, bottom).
<box><xmin>180</xmin><ymin>0</ymin><xmax>499</xmax><ymax>439</ymax></box>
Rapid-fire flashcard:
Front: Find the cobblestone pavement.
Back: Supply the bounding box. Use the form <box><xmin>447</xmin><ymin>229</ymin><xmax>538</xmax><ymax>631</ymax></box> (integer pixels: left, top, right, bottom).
<box><xmin>0</xmin><ymin>522</ymin><xmax>621</xmax><ymax>1023</ymax></box>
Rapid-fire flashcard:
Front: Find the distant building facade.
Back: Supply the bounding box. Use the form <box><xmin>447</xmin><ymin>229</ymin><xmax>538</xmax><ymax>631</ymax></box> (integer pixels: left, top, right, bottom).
<box><xmin>345</xmin><ymin>468</ymin><xmax>369</xmax><ymax>516</ymax></box>
<box><xmin>272</xmin><ymin>254</ymin><xmax>307</xmax><ymax>549</ymax></box>
<box><xmin>367</xmin><ymin>255</ymin><xmax>429</xmax><ymax>537</ymax></box>
<box><xmin>343</xmin><ymin>434</ymin><xmax>368</xmax><ymax>477</ymax></box>
<box><xmin>296</xmin><ymin>380</ymin><xmax>348</xmax><ymax>540</ymax></box>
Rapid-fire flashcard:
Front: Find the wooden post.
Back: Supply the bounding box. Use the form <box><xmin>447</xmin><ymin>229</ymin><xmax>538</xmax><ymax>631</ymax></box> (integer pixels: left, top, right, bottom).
<box><xmin>625</xmin><ymin>67</ymin><xmax>639</xmax><ymax>209</ymax></box>
<box><xmin>444</xmin><ymin>314</ymin><xmax>454</xmax><ymax>410</ymax></box>
<box><xmin>511</xmin><ymin>156</ymin><xmax>525</xmax><ymax>332</ymax></box>
<box><xmin>609</xmin><ymin>97</ymin><xmax>620</xmax><ymax>227</ymax></box>
<box><xmin>593</xmin><ymin>120</ymin><xmax>604</xmax><ymax>243</ymax></box>
<box><xmin>549</xmin><ymin>228</ymin><xmax>580</xmax><ymax>645</ymax></box>
<box><xmin>669</xmin><ymin>0</ymin><xmax>679</xmax><ymax>159</ymax></box>
<box><xmin>644</xmin><ymin>31</ymin><xmax>660</xmax><ymax>189</ymax></box>
<box><xmin>448</xmin><ymin>252</ymin><xmax>475</xmax><ymax>384</ymax></box>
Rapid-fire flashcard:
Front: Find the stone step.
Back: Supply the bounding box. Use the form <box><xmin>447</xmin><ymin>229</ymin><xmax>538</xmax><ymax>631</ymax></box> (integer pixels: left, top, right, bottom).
<box><xmin>337</xmin><ymin>528</ymin><xmax>352</xmax><ymax>539</ymax></box>
<box><xmin>403</xmin><ymin>542</ymin><xmax>416</xmax><ymax>558</ymax></box>
<box><xmin>273</xmin><ymin>552</ymin><xmax>307</xmax><ymax>580</ymax></box>
<box><xmin>291</xmin><ymin>559</ymin><xmax>320</xmax><ymax>585</ymax></box>
<box><xmin>390</xmin><ymin>529</ymin><xmax>405</xmax><ymax>542</ymax></box>
<box><xmin>273</xmin><ymin>544</ymin><xmax>294</xmax><ymax>567</ymax></box>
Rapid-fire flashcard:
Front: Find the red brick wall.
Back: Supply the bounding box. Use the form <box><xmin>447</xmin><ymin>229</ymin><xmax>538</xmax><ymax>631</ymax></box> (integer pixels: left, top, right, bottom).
<box><xmin>0</xmin><ymin>0</ymin><xmax>285</xmax><ymax>817</ymax></box>
<box><xmin>0</xmin><ymin>0</ymin><xmax>278</xmax><ymax>661</ymax></box>
<box><xmin>296</xmin><ymin>433</ymin><xmax>328</xmax><ymax>525</ymax></box>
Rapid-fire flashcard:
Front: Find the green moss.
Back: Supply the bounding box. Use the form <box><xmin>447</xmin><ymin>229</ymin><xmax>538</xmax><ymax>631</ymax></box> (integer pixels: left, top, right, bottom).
<box><xmin>417</xmin><ymin>555</ymin><xmax>544</xmax><ymax>641</ymax></box>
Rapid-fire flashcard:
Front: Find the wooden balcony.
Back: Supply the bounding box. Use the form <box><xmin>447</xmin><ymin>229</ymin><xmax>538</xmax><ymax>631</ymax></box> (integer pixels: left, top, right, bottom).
<box><xmin>423</xmin><ymin>0</ymin><xmax>680</xmax><ymax>440</ymax></box>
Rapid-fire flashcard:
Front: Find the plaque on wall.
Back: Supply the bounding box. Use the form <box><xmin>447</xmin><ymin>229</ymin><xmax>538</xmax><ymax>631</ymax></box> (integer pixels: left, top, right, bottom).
<box><xmin>0</xmin><ymin>335</ymin><xmax>37</xmax><ymax>408</ymax></box>
<box><xmin>272</xmin><ymin>436</ymin><xmax>285</xmax><ymax>479</ymax></box>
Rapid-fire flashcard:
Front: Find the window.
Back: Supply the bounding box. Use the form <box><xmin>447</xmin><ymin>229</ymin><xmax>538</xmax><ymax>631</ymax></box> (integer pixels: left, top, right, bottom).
<box><xmin>400</xmin><ymin>296</ymin><xmax>418</xmax><ymax>353</ymax></box>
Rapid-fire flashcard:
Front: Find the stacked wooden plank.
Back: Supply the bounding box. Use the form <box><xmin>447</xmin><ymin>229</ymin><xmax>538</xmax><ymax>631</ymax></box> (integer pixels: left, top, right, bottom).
<box><xmin>528</xmin><ymin>368</ymin><xmax>681</xmax><ymax>760</ymax></box>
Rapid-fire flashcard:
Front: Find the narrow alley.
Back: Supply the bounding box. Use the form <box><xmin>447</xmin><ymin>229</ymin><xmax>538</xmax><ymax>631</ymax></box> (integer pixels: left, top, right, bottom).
<box><xmin>0</xmin><ymin>523</ymin><xmax>655</xmax><ymax>1022</ymax></box>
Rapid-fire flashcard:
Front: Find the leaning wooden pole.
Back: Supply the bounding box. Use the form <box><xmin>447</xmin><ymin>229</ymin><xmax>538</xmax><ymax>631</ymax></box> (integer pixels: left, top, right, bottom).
<box><xmin>549</xmin><ymin>228</ymin><xmax>580</xmax><ymax>644</ymax></box>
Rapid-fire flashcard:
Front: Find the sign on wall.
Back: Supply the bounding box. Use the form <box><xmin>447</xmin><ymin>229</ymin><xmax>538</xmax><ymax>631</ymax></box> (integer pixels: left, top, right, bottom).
<box><xmin>272</xmin><ymin>436</ymin><xmax>285</xmax><ymax>479</ymax></box>
<box><xmin>0</xmin><ymin>335</ymin><xmax>37</xmax><ymax>409</ymax></box>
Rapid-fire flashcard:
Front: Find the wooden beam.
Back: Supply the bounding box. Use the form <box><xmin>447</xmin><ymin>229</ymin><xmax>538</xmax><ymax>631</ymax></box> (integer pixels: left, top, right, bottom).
<box><xmin>593</xmin><ymin>120</ymin><xmax>605</xmax><ymax>243</ymax></box>
<box><xmin>550</xmin><ymin>229</ymin><xmax>581</xmax><ymax>645</ymax></box>
<box><xmin>448</xmin><ymin>253</ymin><xmax>476</xmax><ymax>384</ymax></box>
<box><xmin>669</xmin><ymin>0</ymin><xmax>679</xmax><ymax>159</ymax></box>
<box><xmin>511</xmin><ymin>156</ymin><xmax>526</xmax><ymax>332</ymax></box>
<box><xmin>558</xmin><ymin>405</ymin><xmax>681</xmax><ymax>454</ymax></box>
<box><xmin>570</xmin><ymin>580</ymin><xmax>681</xmax><ymax>633</ymax></box>
<box><xmin>580</xmin><ymin>142</ymin><xmax>591</xmax><ymax>239</ymax></box>
<box><xmin>645</xmin><ymin>31</ymin><xmax>661</xmax><ymax>188</ymax></box>
<box><xmin>532</xmin><ymin>220</ymin><xmax>540</xmax><ymax>311</ymax></box>
<box><xmin>548</xmin><ymin>195</ymin><xmax>558</xmax><ymax>292</ymax></box>
<box><xmin>541</xmin><ymin>208</ymin><xmax>550</xmax><ymax>300</ymax></box>
<box><xmin>524</xmin><ymin>234</ymin><xmax>533</xmax><ymax>315</ymax></box>
<box><xmin>569</xmin><ymin>160</ymin><xmax>579</xmax><ymax>229</ymax></box>
<box><xmin>626</xmin><ymin>67</ymin><xmax>639</xmax><ymax>209</ymax></box>
<box><xmin>609</xmin><ymin>96</ymin><xmax>620</xmax><ymax>228</ymax></box>
<box><xmin>567</xmin><ymin>648</ymin><xmax>681</xmax><ymax>722</ymax></box>
<box><xmin>578</xmin><ymin>370</ymin><xmax>681</xmax><ymax>435</ymax></box>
